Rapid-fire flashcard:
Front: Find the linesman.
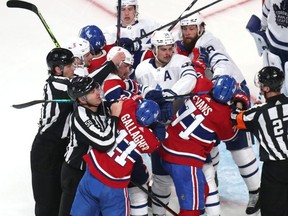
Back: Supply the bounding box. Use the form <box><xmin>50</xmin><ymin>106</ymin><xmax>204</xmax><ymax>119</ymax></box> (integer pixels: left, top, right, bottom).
<box><xmin>231</xmin><ymin>66</ymin><xmax>288</xmax><ymax>216</ymax></box>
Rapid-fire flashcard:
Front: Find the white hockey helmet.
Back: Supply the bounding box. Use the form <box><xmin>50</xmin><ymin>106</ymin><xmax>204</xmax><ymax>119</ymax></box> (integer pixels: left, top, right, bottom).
<box><xmin>151</xmin><ymin>30</ymin><xmax>175</xmax><ymax>47</ymax></box>
<box><xmin>180</xmin><ymin>12</ymin><xmax>205</xmax><ymax>30</ymax></box>
<box><xmin>107</xmin><ymin>46</ymin><xmax>134</xmax><ymax>65</ymax></box>
<box><xmin>116</xmin><ymin>0</ymin><xmax>139</xmax><ymax>20</ymax></box>
<box><xmin>63</xmin><ymin>37</ymin><xmax>91</xmax><ymax>61</ymax></box>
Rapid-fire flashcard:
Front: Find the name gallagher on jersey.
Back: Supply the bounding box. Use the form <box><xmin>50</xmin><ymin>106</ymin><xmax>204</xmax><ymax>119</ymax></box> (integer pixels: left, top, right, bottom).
<box><xmin>121</xmin><ymin>113</ymin><xmax>150</xmax><ymax>151</ymax></box>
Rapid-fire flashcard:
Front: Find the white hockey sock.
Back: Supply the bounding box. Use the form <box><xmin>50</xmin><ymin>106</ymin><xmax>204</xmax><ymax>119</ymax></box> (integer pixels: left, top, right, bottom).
<box><xmin>151</xmin><ymin>174</ymin><xmax>173</xmax><ymax>215</ymax></box>
<box><xmin>129</xmin><ymin>185</ymin><xmax>148</xmax><ymax>216</ymax></box>
<box><xmin>210</xmin><ymin>146</ymin><xmax>220</xmax><ymax>171</ymax></box>
<box><xmin>203</xmin><ymin>163</ymin><xmax>220</xmax><ymax>216</ymax></box>
<box><xmin>230</xmin><ymin>147</ymin><xmax>260</xmax><ymax>191</ymax></box>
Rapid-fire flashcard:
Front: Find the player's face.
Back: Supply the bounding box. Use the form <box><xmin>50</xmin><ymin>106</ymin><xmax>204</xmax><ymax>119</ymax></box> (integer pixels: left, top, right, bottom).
<box><xmin>181</xmin><ymin>25</ymin><xmax>198</xmax><ymax>51</ymax></box>
<box><xmin>155</xmin><ymin>45</ymin><xmax>174</xmax><ymax>65</ymax></box>
<box><xmin>83</xmin><ymin>52</ymin><xmax>94</xmax><ymax>67</ymax></box>
<box><xmin>121</xmin><ymin>6</ymin><xmax>136</xmax><ymax>26</ymax></box>
<box><xmin>117</xmin><ymin>62</ymin><xmax>132</xmax><ymax>80</ymax></box>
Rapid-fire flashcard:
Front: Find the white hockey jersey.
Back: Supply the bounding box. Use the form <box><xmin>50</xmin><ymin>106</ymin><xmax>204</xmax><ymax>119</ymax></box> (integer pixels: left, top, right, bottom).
<box><xmin>262</xmin><ymin>0</ymin><xmax>288</xmax><ymax>51</ymax></box>
<box><xmin>192</xmin><ymin>31</ymin><xmax>246</xmax><ymax>84</ymax></box>
<box><xmin>135</xmin><ymin>54</ymin><xmax>197</xmax><ymax>96</ymax></box>
<box><xmin>104</xmin><ymin>18</ymin><xmax>160</xmax><ymax>50</ymax></box>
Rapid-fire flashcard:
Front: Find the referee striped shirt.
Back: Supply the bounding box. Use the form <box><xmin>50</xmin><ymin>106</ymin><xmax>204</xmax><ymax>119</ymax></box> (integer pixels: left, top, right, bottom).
<box><xmin>235</xmin><ymin>94</ymin><xmax>288</xmax><ymax>162</ymax></box>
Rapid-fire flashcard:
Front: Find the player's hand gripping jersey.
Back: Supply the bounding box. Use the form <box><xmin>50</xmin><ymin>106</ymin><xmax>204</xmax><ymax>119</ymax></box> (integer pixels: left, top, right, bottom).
<box><xmin>84</xmin><ymin>96</ymin><xmax>161</xmax><ymax>188</ymax></box>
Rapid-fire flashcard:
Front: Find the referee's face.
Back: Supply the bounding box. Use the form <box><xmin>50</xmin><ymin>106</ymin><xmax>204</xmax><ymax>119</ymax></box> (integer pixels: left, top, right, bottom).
<box><xmin>86</xmin><ymin>87</ymin><xmax>102</xmax><ymax>107</ymax></box>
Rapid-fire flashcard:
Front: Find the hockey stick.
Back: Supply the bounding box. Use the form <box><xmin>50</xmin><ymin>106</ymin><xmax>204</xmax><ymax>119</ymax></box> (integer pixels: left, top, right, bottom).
<box><xmin>167</xmin><ymin>0</ymin><xmax>198</xmax><ymax>31</ymax></box>
<box><xmin>6</xmin><ymin>0</ymin><xmax>61</xmax><ymax>48</ymax></box>
<box><xmin>133</xmin><ymin>0</ymin><xmax>223</xmax><ymax>42</ymax></box>
<box><xmin>11</xmin><ymin>99</ymin><xmax>73</xmax><ymax>109</ymax></box>
<box><xmin>11</xmin><ymin>91</ymin><xmax>209</xmax><ymax>109</ymax></box>
<box><xmin>116</xmin><ymin>0</ymin><xmax>122</xmax><ymax>46</ymax></box>
<box><xmin>131</xmin><ymin>181</ymin><xmax>178</xmax><ymax>216</ymax></box>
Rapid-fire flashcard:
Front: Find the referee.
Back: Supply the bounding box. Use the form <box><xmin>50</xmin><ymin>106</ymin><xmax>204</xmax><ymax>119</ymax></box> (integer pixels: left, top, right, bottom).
<box><xmin>232</xmin><ymin>66</ymin><xmax>288</xmax><ymax>216</ymax></box>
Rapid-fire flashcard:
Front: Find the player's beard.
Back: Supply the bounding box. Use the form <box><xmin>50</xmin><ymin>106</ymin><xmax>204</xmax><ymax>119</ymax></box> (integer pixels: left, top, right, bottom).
<box><xmin>183</xmin><ymin>37</ymin><xmax>197</xmax><ymax>53</ymax></box>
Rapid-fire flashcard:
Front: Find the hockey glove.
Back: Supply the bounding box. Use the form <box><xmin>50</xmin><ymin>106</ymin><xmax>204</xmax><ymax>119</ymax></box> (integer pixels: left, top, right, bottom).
<box><xmin>159</xmin><ymin>101</ymin><xmax>174</xmax><ymax>123</ymax></box>
<box><xmin>124</xmin><ymin>79</ymin><xmax>139</xmax><ymax>94</ymax></box>
<box><xmin>145</xmin><ymin>89</ymin><xmax>164</xmax><ymax>103</ymax></box>
<box><xmin>230</xmin><ymin>108</ymin><xmax>242</xmax><ymax>126</ymax></box>
<box><xmin>232</xmin><ymin>87</ymin><xmax>250</xmax><ymax>110</ymax></box>
<box><xmin>192</xmin><ymin>47</ymin><xmax>209</xmax><ymax>75</ymax></box>
<box><xmin>119</xmin><ymin>37</ymin><xmax>142</xmax><ymax>54</ymax></box>
<box><xmin>150</xmin><ymin>122</ymin><xmax>166</xmax><ymax>141</ymax></box>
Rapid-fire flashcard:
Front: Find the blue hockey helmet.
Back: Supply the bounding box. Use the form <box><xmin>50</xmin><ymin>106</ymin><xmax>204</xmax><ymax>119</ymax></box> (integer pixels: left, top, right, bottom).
<box><xmin>79</xmin><ymin>25</ymin><xmax>106</xmax><ymax>53</ymax></box>
<box><xmin>136</xmin><ymin>99</ymin><xmax>160</xmax><ymax>127</ymax></box>
<box><xmin>211</xmin><ymin>75</ymin><xmax>237</xmax><ymax>104</ymax></box>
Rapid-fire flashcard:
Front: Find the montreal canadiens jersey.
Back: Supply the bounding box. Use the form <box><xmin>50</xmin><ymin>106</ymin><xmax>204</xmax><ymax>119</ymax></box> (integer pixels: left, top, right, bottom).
<box><xmin>135</xmin><ymin>54</ymin><xmax>197</xmax><ymax>95</ymax></box>
<box><xmin>84</xmin><ymin>97</ymin><xmax>161</xmax><ymax>188</ymax></box>
<box><xmin>159</xmin><ymin>77</ymin><xmax>238</xmax><ymax>168</ymax></box>
<box><xmin>102</xmin><ymin>73</ymin><xmax>140</xmax><ymax>101</ymax></box>
<box><xmin>103</xmin><ymin>19</ymin><xmax>160</xmax><ymax>50</ymax></box>
<box><xmin>262</xmin><ymin>0</ymin><xmax>288</xmax><ymax>51</ymax></box>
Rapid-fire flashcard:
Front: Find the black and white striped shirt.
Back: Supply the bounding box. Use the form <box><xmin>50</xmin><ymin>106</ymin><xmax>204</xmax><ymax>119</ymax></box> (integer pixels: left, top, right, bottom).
<box><xmin>238</xmin><ymin>94</ymin><xmax>288</xmax><ymax>161</ymax></box>
<box><xmin>64</xmin><ymin>103</ymin><xmax>118</xmax><ymax>170</ymax></box>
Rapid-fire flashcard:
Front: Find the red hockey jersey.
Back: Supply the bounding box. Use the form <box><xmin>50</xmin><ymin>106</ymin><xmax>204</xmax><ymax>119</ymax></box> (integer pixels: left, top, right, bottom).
<box><xmin>84</xmin><ymin>97</ymin><xmax>160</xmax><ymax>188</ymax></box>
<box><xmin>159</xmin><ymin>78</ymin><xmax>238</xmax><ymax>168</ymax></box>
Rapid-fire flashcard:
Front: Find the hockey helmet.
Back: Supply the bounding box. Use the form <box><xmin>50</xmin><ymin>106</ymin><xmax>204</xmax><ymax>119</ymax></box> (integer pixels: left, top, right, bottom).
<box><xmin>211</xmin><ymin>75</ymin><xmax>237</xmax><ymax>104</ymax></box>
<box><xmin>79</xmin><ymin>25</ymin><xmax>106</xmax><ymax>53</ymax></box>
<box><xmin>255</xmin><ymin>66</ymin><xmax>284</xmax><ymax>91</ymax></box>
<box><xmin>68</xmin><ymin>76</ymin><xmax>100</xmax><ymax>100</ymax></box>
<box><xmin>136</xmin><ymin>99</ymin><xmax>160</xmax><ymax>127</ymax></box>
<box><xmin>63</xmin><ymin>37</ymin><xmax>92</xmax><ymax>61</ymax></box>
<box><xmin>180</xmin><ymin>12</ymin><xmax>205</xmax><ymax>35</ymax></box>
<box><xmin>151</xmin><ymin>30</ymin><xmax>175</xmax><ymax>47</ymax></box>
<box><xmin>107</xmin><ymin>46</ymin><xmax>134</xmax><ymax>65</ymax></box>
<box><xmin>46</xmin><ymin>48</ymin><xmax>75</xmax><ymax>71</ymax></box>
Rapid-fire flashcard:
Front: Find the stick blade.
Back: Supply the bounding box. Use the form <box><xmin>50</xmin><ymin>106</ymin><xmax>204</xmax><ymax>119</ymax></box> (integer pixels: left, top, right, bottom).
<box><xmin>11</xmin><ymin>100</ymin><xmax>45</xmax><ymax>109</ymax></box>
<box><xmin>6</xmin><ymin>0</ymin><xmax>38</xmax><ymax>13</ymax></box>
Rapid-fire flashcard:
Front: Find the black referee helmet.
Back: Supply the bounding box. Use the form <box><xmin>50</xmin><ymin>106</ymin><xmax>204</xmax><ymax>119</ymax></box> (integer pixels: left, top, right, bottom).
<box><xmin>256</xmin><ymin>66</ymin><xmax>284</xmax><ymax>92</ymax></box>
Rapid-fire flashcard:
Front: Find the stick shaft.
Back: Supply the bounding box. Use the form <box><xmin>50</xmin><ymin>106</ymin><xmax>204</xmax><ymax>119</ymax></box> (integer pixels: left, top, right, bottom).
<box><xmin>133</xmin><ymin>0</ymin><xmax>223</xmax><ymax>41</ymax></box>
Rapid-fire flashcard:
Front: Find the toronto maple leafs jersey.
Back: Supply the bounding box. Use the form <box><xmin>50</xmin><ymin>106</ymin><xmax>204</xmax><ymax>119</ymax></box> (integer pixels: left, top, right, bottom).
<box><xmin>84</xmin><ymin>97</ymin><xmax>161</xmax><ymax>188</ymax></box>
<box><xmin>194</xmin><ymin>31</ymin><xmax>246</xmax><ymax>84</ymax></box>
<box><xmin>262</xmin><ymin>0</ymin><xmax>288</xmax><ymax>51</ymax></box>
<box><xmin>159</xmin><ymin>77</ymin><xmax>238</xmax><ymax>168</ymax></box>
<box><xmin>104</xmin><ymin>19</ymin><xmax>160</xmax><ymax>50</ymax></box>
<box><xmin>135</xmin><ymin>54</ymin><xmax>197</xmax><ymax>96</ymax></box>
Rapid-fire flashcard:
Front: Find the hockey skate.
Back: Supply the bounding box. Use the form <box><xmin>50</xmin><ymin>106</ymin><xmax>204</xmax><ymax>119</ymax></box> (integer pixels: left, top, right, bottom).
<box><xmin>246</xmin><ymin>189</ymin><xmax>260</xmax><ymax>215</ymax></box>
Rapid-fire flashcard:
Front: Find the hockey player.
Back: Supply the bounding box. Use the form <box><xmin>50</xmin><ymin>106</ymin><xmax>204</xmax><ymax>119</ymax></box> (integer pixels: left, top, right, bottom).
<box><xmin>135</xmin><ymin>30</ymin><xmax>198</xmax><ymax>216</ymax></box>
<box><xmin>102</xmin><ymin>46</ymin><xmax>161</xmax><ymax>216</ymax></box>
<box><xmin>175</xmin><ymin>12</ymin><xmax>261</xmax><ymax>215</ymax></box>
<box><xmin>103</xmin><ymin>0</ymin><xmax>160</xmax><ymax>75</ymax></box>
<box><xmin>63</xmin><ymin>37</ymin><xmax>94</xmax><ymax>76</ymax></box>
<box><xmin>68</xmin><ymin>77</ymin><xmax>164</xmax><ymax>216</ymax></box>
<box><xmin>160</xmin><ymin>75</ymin><xmax>239</xmax><ymax>216</ymax></box>
<box><xmin>79</xmin><ymin>25</ymin><xmax>114</xmax><ymax>73</ymax></box>
<box><xmin>246</xmin><ymin>0</ymin><xmax>288</xmax><ymax>97</ymax></box>
<box><xmin>231</xmin><ymin>66</ymin><xmax>288</xmax><ymax>216</ymax></box>
<box><xmin>103</xmin><ymin>0</ymin><xmax>159</xmax><ymax>51</ymax></box>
